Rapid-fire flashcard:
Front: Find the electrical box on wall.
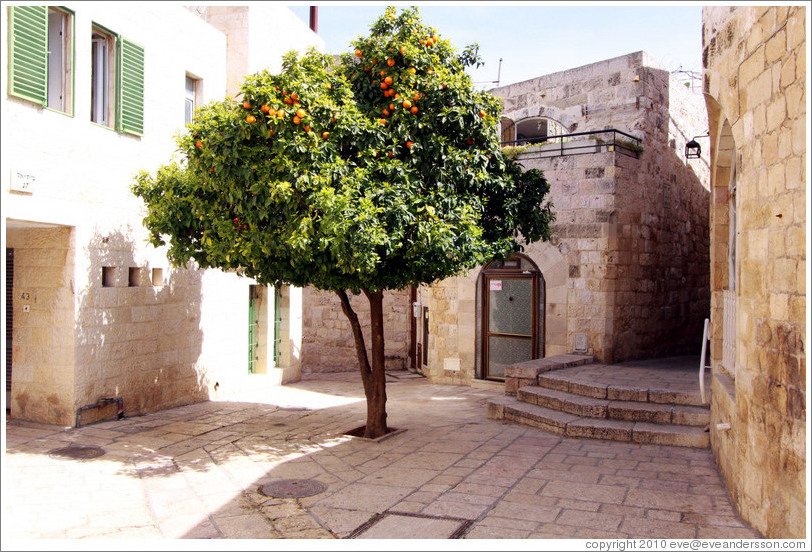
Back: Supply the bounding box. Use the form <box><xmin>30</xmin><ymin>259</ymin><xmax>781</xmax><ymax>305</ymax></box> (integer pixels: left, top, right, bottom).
<box><xmin>444</xmin><ymin>358</ymin><xmax>460</xmax><ymax>372</ymax></box>
<box><xmin>412</xmin><ymin>301</ymin><xmax>421</xmax><ymax>318</ymax></box>
<box><xmin>574</xmin><ymin>333</ymin><xmax>588</xmax><ymax>353</ymax></box>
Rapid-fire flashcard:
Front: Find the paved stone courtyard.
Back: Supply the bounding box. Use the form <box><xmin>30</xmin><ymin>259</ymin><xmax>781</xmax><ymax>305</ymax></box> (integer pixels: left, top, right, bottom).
<box><xmin>2</xmin><ymin>370</ymin><xmax>760</xmax><ymax>542</ymax></box>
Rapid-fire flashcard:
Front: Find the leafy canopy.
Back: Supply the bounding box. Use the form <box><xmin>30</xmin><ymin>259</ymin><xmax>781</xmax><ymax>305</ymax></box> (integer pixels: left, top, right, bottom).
<box><xmin>132</xmin><ymin>7</ymin><xmax>553</xmax><ymax>293</ymax></box>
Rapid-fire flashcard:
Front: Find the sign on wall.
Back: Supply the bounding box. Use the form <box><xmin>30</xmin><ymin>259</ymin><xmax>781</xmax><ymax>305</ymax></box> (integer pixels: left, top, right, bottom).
<box><xmin>10</xmin><ymin>169</ymin><xmax>36</xmax><ymax>194</ymax></box>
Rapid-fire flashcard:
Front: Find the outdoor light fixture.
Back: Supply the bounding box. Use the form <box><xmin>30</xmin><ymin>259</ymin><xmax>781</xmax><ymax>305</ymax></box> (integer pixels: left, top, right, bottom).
<box><xmin>685</xmin><ymin>134</ymin><xmax>709</xmax><ymax>159</ymax></box>
<box><xmin>685</xmin><ymin>139</ymin><xmax>702</xmax><ymax>159</ymax></box>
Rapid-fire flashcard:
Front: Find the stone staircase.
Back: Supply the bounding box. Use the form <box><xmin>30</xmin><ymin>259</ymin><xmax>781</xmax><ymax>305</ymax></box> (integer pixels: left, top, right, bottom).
<box><xmin>488</xmin><ymin>354</ymin><xmax>710</xmax><ymax>448</ymax></box>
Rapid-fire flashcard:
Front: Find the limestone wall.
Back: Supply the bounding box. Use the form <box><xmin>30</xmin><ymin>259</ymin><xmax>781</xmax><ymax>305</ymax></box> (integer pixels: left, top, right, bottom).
<box><xmin>3</xmin><ymin>5</ymin><xmax>320</xmax><ymax>424</ymax></box>
<box><xmin>6</xmin><ymin>227</ymin><xmax>76</xmax><ymax>426</ymax></box>
<box><xmin>702</xmin><ymin>5</ymin><xmax>806</xmax><ymax>539</ymax></box>
<box><xmin>493</xmin><ymin>51</ymin><xmax>710</xmax><ymax>364</ymax></box>
<box><xmin>301</xmin><ymin>288</ymin><xmax>411</xmax><ymax>374</ymax></box>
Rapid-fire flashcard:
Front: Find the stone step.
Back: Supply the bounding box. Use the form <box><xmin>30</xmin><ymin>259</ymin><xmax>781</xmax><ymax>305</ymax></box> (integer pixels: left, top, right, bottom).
<box><xmin>487</xmin><ymin>398</ymin><xmax>709</xmax><ymax>448</ymax></box>
<box><xmin>537</xmin><ymin>372</ymin><xmax>706</xmax><ymax>406</ymax></box>
<box><xmin>518</xmin><ymin>386</ymin><xmax>609</xmax><ymax>418</ymax></box>
<box><xmin>517</xmin><ymin>385</ymin><xmax>710</xmax><ymax>426</ymax></box>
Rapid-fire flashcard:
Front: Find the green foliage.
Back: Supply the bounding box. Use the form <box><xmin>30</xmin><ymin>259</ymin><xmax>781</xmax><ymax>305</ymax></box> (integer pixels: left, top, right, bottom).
<box><xmin>132</xmin><ymin>6</ymin><xmax>554</xmax><ymax>294</ymax></box>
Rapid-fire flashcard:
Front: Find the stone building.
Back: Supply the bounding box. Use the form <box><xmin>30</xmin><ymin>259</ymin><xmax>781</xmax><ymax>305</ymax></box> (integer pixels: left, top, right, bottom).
<box><xmin>2</xmin><ymin>4</ymin><xmax>321</xmax><ymax>425</ymax></box>
<box><xmin>702</xmin><ymin>5</ymin><xmax>806</xmax><ymax>538</ymax></box>
<box><xmin>405</xmin><ymin>51</ymin><xmax>711</xmax><ymax>386</ymax></box>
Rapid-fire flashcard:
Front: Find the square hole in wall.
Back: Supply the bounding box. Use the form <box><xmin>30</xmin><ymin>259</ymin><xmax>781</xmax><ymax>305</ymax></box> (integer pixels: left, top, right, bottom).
<box><xmin>151</xmin><ymin>268</ymin><xmax>164</xmax><ymax>286</ymax></box>
<box><xmin>128</xmin><ymin>267</ymin><xmax>141</xmax><ymax>287</ymax></box>
<box><xmin>102</xmin><ymin>266</ymin><xmax>116</xmax><ymax>287</ymax></box>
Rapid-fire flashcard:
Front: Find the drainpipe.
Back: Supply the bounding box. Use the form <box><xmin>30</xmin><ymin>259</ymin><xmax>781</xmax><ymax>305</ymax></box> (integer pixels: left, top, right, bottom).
<box><xmin>309</xmin><ymin>6</ymin><xmax>318</xmax><ymax>34</ymax></box>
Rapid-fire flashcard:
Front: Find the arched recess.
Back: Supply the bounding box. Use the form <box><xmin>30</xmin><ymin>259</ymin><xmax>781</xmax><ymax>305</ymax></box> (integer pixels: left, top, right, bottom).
<box><xmin>709</xmin><ymin>107</ymin><xmax>738</xmax><ymax>378</ymax></box>
<box><xmin>515</xmin><ymin>116</ymin><xmax>568</xmax><ymax>144</ymax></box>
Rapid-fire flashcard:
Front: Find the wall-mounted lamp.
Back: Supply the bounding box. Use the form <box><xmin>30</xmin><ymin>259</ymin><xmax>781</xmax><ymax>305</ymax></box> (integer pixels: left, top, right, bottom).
<box><xmin>685</xmin><ymin>134</ymin><xmax>709</xmax><ymax>159</ymax></box>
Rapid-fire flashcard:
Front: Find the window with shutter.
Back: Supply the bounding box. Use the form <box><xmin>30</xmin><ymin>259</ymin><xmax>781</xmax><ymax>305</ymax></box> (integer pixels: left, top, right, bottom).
<box><xmin>8</xmin><ymin>5</ymin><xmax>48</xmax><ymax>107</ymax></box>
<box><xmin>118</xmin><ymin>37</ymin><xmax>144</xmax><ymax>136</ymax></box>
<box><xmin>90</xmin><ymin>26</ymin><xmax>115</xmax><ymax>127</ymax></box>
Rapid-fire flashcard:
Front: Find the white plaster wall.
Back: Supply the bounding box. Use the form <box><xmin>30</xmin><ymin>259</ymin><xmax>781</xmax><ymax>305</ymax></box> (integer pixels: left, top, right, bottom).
<box><xmin>1</xmin><ymin>4</ymin><xmax>310</xmax><ymax>421</ymax></box>
<box><xmin>247</xmin><ymin>4</ymin><xmax>325</xmax><ymax>74</ymax></box>
<box><xmin>2</xmin><ymin>3</ymin><xmax>227</xmax><ymax>230</ymax></box>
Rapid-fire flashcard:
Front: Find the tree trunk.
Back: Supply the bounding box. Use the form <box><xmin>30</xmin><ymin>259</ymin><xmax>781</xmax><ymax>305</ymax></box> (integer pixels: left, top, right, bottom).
<box><xmin>336</xmin><ymin>289</ymin><xmax>388</xmax><ymax>439</ymax></box>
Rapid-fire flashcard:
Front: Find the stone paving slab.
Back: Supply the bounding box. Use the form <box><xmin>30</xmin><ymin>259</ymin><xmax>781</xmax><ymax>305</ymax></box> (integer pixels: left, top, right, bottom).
<box><xmin>3</xmin><ymin>371</ymin><xmax>761</xmax><ymax>542</ymax></box>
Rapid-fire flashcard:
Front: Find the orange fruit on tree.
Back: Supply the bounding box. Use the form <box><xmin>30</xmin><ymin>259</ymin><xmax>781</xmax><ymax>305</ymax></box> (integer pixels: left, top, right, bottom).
<box><xmin>426</xmin><ymin>37</ymin><xmax>434</xmax><ymax>46</ymax></box>
<box><xmin>260</xmin><ymin>104</ymin><xmax>270</xmax><ymax>113</ymax></box>
<box><xmin>355</xmin><ymin>48</ymin><xmax>363</xmax><ymax>57</ymax></box>
<box><xmin>304</xmin><ymin>125</ymin><xmax>310</xmax><ymax>132</ymax></box>
<box><xmin>383</xmin><ymin>109</ymin><xmax>390</xmax><ymax>116</ymax></box>
<box><xmin>419</xmin><ymin>39</ymin><xmax>426</xmax><ymax>45</ymax></box>
<box><xmin>389</xmin><ymin>103</ymin><xmax>395</xmax><ymax>111</ymax></box>
<box><xmin>411</xmin><ymin>106</ymin><xmax>418</xmax><ymax>114</ymax></box>
<box><xmin>267</xmin><ymin>107</ymin><xmax>277</xmax><ymax>117</ymax></box>
<box><xmin>326</xmin><ymin>83</ymin><xmax>332</xmax><ymax>89</ymax></box>
<box><xmin>387</xmin><ymin>58</ymin><xmax>395</xmax><ymax>67</ymax></box>
<box><xmin>322</xmin><ymin>131</ymin><xmax>329</xmax><ymax>139</ymax></box>
<box><xmin>195</xmin><ymin>140</ymin><xmax>203</xmax><ymax>149</ymax></box>
<box><xmin>384</xmin><ymin>76</ymin><xmax>393</xmax><ymax>85</ymax></box>
<box><xmin>296</xmin><ymin>108</ymin><xmax>306</xmax><ymax>119</ymax></box>
<box><xmin>293</xmin><ymin>116</ymin><xmax>301</xmax><ymax>125</ymax></box>
<box><xmin>400</xmin><ymin>47</ymin><xmax>406</xmax><ymax>55</ymax></box>
<box><xmin>387</xmin><ymin>152</ymin><xmax>394</xmax><ymax>158</ymax></box>
<box><xmin>402</xmin><ymin>99</ymin><xmax>412</xmax><ymax>109</ymax></box>
<box><xmin>406</xmin><ymin>141</ymin><xmax>414</xmax><ymax>149</ymax></box>
<box><xmin>278</xmin><ymin>111</ymin><xmax>286</xmax><ymax>118</ymax></box>
<box><xmin>246</xmin><ymin>115</ymin><xmax>256</xmax><ymax>123</ymax></box>
<box><xmin>479</xmin><ymin>110</ymin><xmax>486</xmax><ymax>118</ymax></box>
<box><xmin>380</xmin><ymin>70</ymin><xmax>386</xmax><ymax>77</ymax></box>
<box><xmin>243</xmin><ymin>101</ymin><xmax>252</xmax><ymax>109</ymax></box>
<box><xmin>408</xmin><ymin>67</ymin><xmax>416</xmax><ymax>74</ymax></box>
<box><xmin>381</xmin><ymin>82</ymin><xmax>388</xmax><ymax>90</ymax></box>
<box><xmin>290</xmin><ymin>93</ymin><xmax>298</xmax><ymax>101</ymax></box>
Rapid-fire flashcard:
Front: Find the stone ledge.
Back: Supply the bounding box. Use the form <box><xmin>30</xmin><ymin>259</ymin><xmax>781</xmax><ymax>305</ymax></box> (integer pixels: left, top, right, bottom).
<box><xmin>504</xmin><ymin>354</ymin><xmax>594</xmax><ymax>396</ymax></box>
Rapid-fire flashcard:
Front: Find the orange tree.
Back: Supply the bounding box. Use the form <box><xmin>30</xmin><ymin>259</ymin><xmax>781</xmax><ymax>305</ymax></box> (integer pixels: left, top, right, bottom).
<box><xmin>132</xmin><ymin>7</ymin><xmax>553</xmax><ymax>439</ymax></box>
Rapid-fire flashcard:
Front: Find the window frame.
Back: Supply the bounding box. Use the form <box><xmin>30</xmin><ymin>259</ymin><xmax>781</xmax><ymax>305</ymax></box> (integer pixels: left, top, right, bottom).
<box><xmin>90</xmin><ymin>23</ymin><xmax>117</xmax><ymax>128</ymax></box>
<box><xmin>46</xmin><ymin>6</ymin><xmax>75</xmax><ymax>115</ymax></box>
<box><xmin>184</xmin><ymin>74</ymin><xmax>199</xmax><ymax>125</ymax></box>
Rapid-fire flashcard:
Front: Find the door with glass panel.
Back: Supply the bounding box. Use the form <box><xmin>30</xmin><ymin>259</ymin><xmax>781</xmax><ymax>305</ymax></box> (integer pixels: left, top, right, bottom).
<box><xmin>482</xmin><ymin>257</ymin><xmax>541</xmax><ymax>380</ymax></box>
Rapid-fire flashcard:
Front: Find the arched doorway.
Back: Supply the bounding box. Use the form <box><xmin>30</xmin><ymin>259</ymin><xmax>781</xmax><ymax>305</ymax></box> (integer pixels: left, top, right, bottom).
<box><xmin>478</xmin><ymin>254</ymin><xmax>544</xmax><ymax>380</ymax></box>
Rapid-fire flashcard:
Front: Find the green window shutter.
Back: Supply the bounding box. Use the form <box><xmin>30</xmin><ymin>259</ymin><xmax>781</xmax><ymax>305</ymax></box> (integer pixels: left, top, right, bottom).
<box><xmin>8</xmin><ymin>5</ymin><xmax>48</xmax><ymax>107</ymax></box>
<box><xmin>118</xmin><ymin>37</ymin><xmax>144</xmax><ymax>135</ymax></box>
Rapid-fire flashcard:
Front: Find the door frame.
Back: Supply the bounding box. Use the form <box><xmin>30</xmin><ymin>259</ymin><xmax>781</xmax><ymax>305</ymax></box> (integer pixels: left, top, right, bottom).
<box><xmin>479</xmin><ymin>254</ymin><xmax>544</xmax><ymax>381</ymax></box>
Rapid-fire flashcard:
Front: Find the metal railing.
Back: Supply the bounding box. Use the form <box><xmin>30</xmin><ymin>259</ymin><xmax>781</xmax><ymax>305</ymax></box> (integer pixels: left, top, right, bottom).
<box><xmin>501</xmin><ymin>128</ymin><xmax>643</xmax><ymax>159</ymax></box>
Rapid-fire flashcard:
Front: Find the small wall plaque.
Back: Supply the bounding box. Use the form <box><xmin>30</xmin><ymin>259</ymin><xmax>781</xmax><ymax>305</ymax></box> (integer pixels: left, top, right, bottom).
<box><xmin>10</xmin><ymin>169</ymin><xmax>36</xmax><ymax>194</ymax></box>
